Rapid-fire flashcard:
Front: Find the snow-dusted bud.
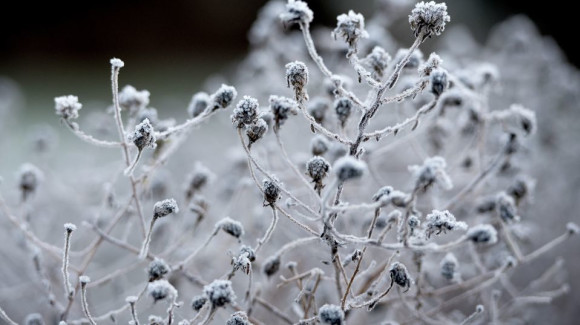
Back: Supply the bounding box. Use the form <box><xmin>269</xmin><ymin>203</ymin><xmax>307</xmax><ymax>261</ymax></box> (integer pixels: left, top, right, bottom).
<box><xmin>332</xmin><ymin>11</ymin><xmax>369</xmax><ymax>51</ymax></box>
<box><xmin>185</xmin><ymin>162</ymin><xmax>213</xmax><ymax>200</ymax></box>
<box><xmin>129</xmin><ymin>118</ymin><xmax>156</xmax><ymax>151</ymax></box>
<box><xmin>318</xmin><ymin>304</ymin><xmax>345</xmax><ymax>325</ymax></box>
<box><xmin>394</xmin><ymin>48</ymin><xmax>424</xmax><ymax>69</ymax></box>
<box><xmin>307</xmin><ymin>156</ymin><xmax>330</xmax><ymax>188</ymax></box>
<box><xmin>25</xmin><ymin>313</ymin><xmax>44</xmax><ymax>325</ymax></box>
<box><xmin>286</xmin><ymin>61</ymin><xmax>309</xmax><ymax>103</ymax></box>
<box><xmin>148</xmin><ymin>315</ymin><xmax>165</xmax><ymax>325</ymax></box>
<box><xmin>147</xmin><ymin>258</ymin><xmax>170</xmax><ymax>282</ymax></box>
<box><xmin>187</xmin><ymin>92</ymin><xmax>210</xmax><ymax>118</ymax></box>
<box><xmin>246</xmin><ymin>118</ymin><xmax>268</xmax><ymax>147</ymax></box>
<box><xmin>307</xmin><ymin>97</ymin><xmax>330</xmax><ymax>124</ymax></box>
<box><xmin>440</xmin><ymin>253</ymin><xmax>459</xmax><ymax>281</ymax></box>
<box><xmin>239</xmin><ymin>245</ymin><xmax>256</xmax><ymax>262</ymax></box>
<box><xmin>311</xmin><ymin>135</ymin><xmax>330</xmax><ymax>156</ymax></box>
<box><xmin>269</xmin><ymin>95</ymin><xmax>298</xmax><ymax>130</ymax></box>
<box><xmin>372</xmin><ymin>186</ymin><xmax>393</xmax><ymax>202</ymax></box>
<box><xmin>419</xmin><ymin>52</ymin><xmax>442</xmax><ymax>77</ymax></box>
<box><xmin>280</xmin><ymin>0</ymin><xmax>313</xmax><ymax>26</ymax></box>
<box><xmin>210</xmin><ymin>84</ymin><xmax>238</xmax><ymax>111</ymax></box>
<box><xmin>567</xmin><ymin>222</ymin><xmax>579</xmax><ymax>235</ymax></box>
<box><xmin>409</xmin><ymin>156</ymin><xmax>452</xmax><ymax>191</ymax></box>
<box><xmin>148</xmin><ymin>279</ymin><xmax>177</xmax><ymax>302</ymax></box>
<box><xmin>119</xmin><ymin>85</ymin><xmax>150</xmax><ymax>113</ymax></box>
<box><xmin>364</xmin><ymin>46</ymin><xmax>391</xmax><ymax>79</ymax></box>
<box><xmin>491</xmin><ymin>104</ymin><xmax>537</xmax><ymax>137</ymax></box>
<box><xmin>334</xmin><ymin>97</ymin><xmax>353</xmax><ymax>128</ymax></box>
<box><xmin>191</xmin><ymin>295</ymin><xmax>207</xmax><ymax>312</ymax></box>
<box><xmin>204</xmin><ymin>279</ymin><xmax>236</xmax><ymax>308</ymax></box>
<box><xmin>54</xmin><ymin>95</ymin><xmax>82</xmax><ymax>120</ymax></box>
<box><xmin>496</xmin><ymin>192</ymin><xmax>519</xmax><ymax>223</ymax></box>
<box><xmin>390</xmin><ymin>262</ymin><xmax>411</xmax><ymax>290</ymax></box>
<box><xmin>153</xmin><ymin>198</ymin><xmax>179</xmax><ymax>219</ymax></box>
<box><xmin>507</xmin><ymin>176</ymin><xmax>535</xmax><ymax>205</ymax></box>
<box><xmin>110</xmin><ymin>58</ymin><xmax>124</xmax><ymax>68</ymax></box>
<box><xmin>263</xmin><ymin>178</ymin><xmax>281</xmax><ymax>206</ymax></box>
<box><xmin>263</xmin><ymin>255</ymin><xmax>281</xmax><ymax>277</ymax></box>
<box><xmin>467</xmin><ymin>224</ymin><xmax>498</xmax><ymax>245</ymax></box>
<box><xmin>424</xmin><ymin>210</ymin><xmax>467</xmax><ymax>238</ymax></box>
<box><xmin>409</xmin><ymin>1</ymin><xmax>450</xmax><ymax>40</ymax></box>
<box><xmin>218</xmin><ymin>217</ymin><xmax>245</xmax><ymax>239</ymax></box>
<box><xmin>231</xmin><ymin>249</ymin><xmax>252</xmax><ymax>275</ymax></box>
<box><xmin>19</xmin><ymin>163</ymin><xmax>42</xmax><ymax>201</ymax></box>
<box><xmin>226</xmin><ymin>311</ymin><xmax>250</xmax><ymax>325</ymax></box>
<box><xmin>333</xmin><ymin>156</ymin><xmax>367</xmax><ymax>182</ymax></box>
<box><xmin>79</xmin><ymin>275</ymin><xmax>90</xmax><ymax>285</ymax></box>
<box><xmin>430</xmin><ymin>68</ymin><xmax>449</xmax><ymax>96</ymax></box>
<box><xmin>136</xmin><ymin>107</ymin><xmax>159</xmax><ymax>126</ymax></box>
<box><xmin>232</xmin><ymin>96</ymin><xmax>259</xmax><ymax>127</ymax></box>
<box><xmin>64</xmin><ymin>223</ymin><xmax>77</xmax><ymax>233</ymax></box>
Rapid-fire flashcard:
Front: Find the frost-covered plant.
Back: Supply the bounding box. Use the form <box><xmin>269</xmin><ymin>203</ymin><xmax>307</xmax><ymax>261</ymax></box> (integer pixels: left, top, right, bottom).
<box><xmin>0</xmin><ymin>1</ymin><xmax>579</xmax><ymax>324</ymax></box>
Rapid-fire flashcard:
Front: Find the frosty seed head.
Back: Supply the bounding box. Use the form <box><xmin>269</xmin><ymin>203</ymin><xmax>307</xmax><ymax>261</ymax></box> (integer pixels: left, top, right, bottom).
<box><xmin>54</xmin><ymin>95</ymin><xmax>82</xmax><ymax>120</ymax></box>
<box><xmin>232</xmin><ymin>96</ymin><xmax>259</xmax><ymax>128</ymax></box>
<box><xmin>269</xmin><ymin>95</ymin><xmax>298</xmax><ymax>130</ymax></box>
<box><xmin>226</xmin><ymin>311</ymin><xmax>250</xmax><ymax>325</ymax></box>
<box><xmin>147</xmin><ymin>258</ymin><xmax>170</xmax><ymax>282</ymax></box>
<box><xmin>64</xmin><ymin>223</ymin><xmax>77</xmax><ymax>233</ymax></box>
<box><xmin>389</xmin><ymin>262</ymin><xmax>411</xmax><ymax>290</ymax></box>
<box><xmin>285</xmin><ymin>61</ymin><xmax>309</xmax><ymax>103</ymax></box>
<box><xmin>311</xmin><ymin>135</ymin><xmax>330</xmax><ymax>156</ymax></box>
<box><xmin>263</xmin><ymin>255</ymin><xmax>281</xmax><ymax>277</ymax></box>
<box><xmin>567</xmin><ymin>222</ymin><xmax>580</xmax><ymax>235</ymax></box>
<box><xmin>364</xmin><ymin>46</ymin><xmax>391</xmax><ymax>79</ymax></box>
<box><xmin>187</xmin><ymin>92</ymin><xmax>210</xmax><ymax>118</ymax></box>
<box><xmin>246</xmin><ymin>118</ymin><xmax>268</xmax><ymax>146</ymax></box>
<box><xmin>430</xmin><ymin>68</ymin><xmax>449</xmax><ymax>96</ymax></box>
<box><xmin>409</xmin><ymin>156</ymin><xmax>452</xmax><ymax>191</ymax></box>
<box><xmin>409</xmin><ymin>1</ymin><xmax>450</xmax><ymax>41</ymax></box>
<box><xmin>332</xmin><ymin>10</ymin><xmax>369</xmax><ymax>50</ymax></box>
<box><xmin>25</xmin><ymin>313</ymin><xmax>44</xmax><ymax>325</ymax></box>
<box><xmin>318</xmin><ymin>304</ymin><xmax>345</xmax><ymax>325</ymax></box>
<box><xmin>424</xmin><ymin>210</ymin><xmax>467</xmax><ymax>238</ymax></box>
<box><xmin>372</xmin><ymin>186</ymin><xmax>393</xmax><ymax>203</ymax></box>
<box><xmin>507</xmin><ymin>176</ymin><xmax>535</xmax><ymax>204</ymax></box>
<box><xmin>440</xmin><ymin>252</ymin><xmax>459</xmax><ymax>281</ymax></box>
<box><xmin>334</xmin><ymin>97</ymin><xmax>353</xmax><ymax>128</ymax></box>
<box><xmin>307</xmin><ymin>156</ymin><xmax>330</xmax><ymax>182</ymax></box>
<box><xmin>185</xmin><ymin>162</ymin><xmax>213</xmax><ymax>200</ymax></box>
<box><xmin>419</xmin><ymin>52</ymin><xmax>442</xmax><ymax>77</ymax></box>
<box><xmin>136</xmin><ymin>107</ymin><xmax>159</xmax><ymax>127</ymax></box>
<box><xmin>218</xmin><ymin>217</ymin><xmax>245</xmax><ymax>239</ymax></box>
<box><xmin>210</xmin><ymin>84</ymin><xmax>238</xmax><ymax>110</ymax></box>
<box><xmin>333</xmin><ymin>156</ymin><xmax>367</xmax><ymax>182</ymax></box>
<box><xmin>239</xmin><ymin>245</ymin><xmax>256</xmax><ymax>262</ymax></box>
<box><xmin>394</xmin><ymin>48</ymin><xmax>424</xmax><ymax>69</ymax></box>
<box><xmin>263</xmin><ymin>178</ymin><xmax>281</xmax><ymax>206</ymax></box>
<box><xmin>203</xmin><ymin>279</ymin><xmax>236</xmax><ymax>308</ymax></box>
<box><xmin>110</xmin><ymin>58</ymin><xmax>124</xmax><ymax>68</ymax></box>
<box><xmin>467</xmin><ymin>224</ymin><xmax>498</xmax><ymax>245</ymax></box>
<box><xmin>119</xmin><ymin>85</ymin><xmax>151</xmax><ymax>114</ymax></box>
<box><xmin>496</xmin><ymin>192</ymin><xmax>519</xmax><ymax>223</ymax></box>
<box><xmin>148</xmin><ymin>279</ymin><xmax>177</xmax><ymax>302</ymax></box>
<box><xmin>191</xmin><ymin>295</ymin><xmax>207</xmax><ymax>311</ymax></box>
<box><xmin>126</xmin><ymin>296</ymin><xmax>138</xmax><ymax>304</ymax></box>
<box><xmin>280</xmin><ymin>0</ymin><xmax>313</xmax><ymax>26</ymax></box>
<box><xmin>153</xmin><ymin>198</ymin><xmax>179</xmax><ymax>219</ymax></box>
<box><xmin>148</xmin><ymin>315</ymin><xmax>165</xmax><ymax>325</ymax></box>
<box><xmin>129</xmin><ymin>118</ymin><xmax>157</xmax><ymax>151</ymax></box>
<box><xmin>19</xmin><ymin>163</ymin><xmax>43</xmax><ymax>201</ymax></box>
<box><xmin>79</xmin><ymin>275</ymin><xmax>91</xmax><ymax>284</ymax></box>
<box><xmin>509</xmin><ymin>104</ymin><xmax>537</xmax><ymax>136</ymax></box>
<box><xmin>307</xmin><ymin>97</ymin><xmax>330</xmax><ymax>124</ymax></box>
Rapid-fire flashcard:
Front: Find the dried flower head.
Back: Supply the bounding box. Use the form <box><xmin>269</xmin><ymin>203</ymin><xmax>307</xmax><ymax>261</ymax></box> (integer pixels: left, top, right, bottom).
<box><xmin>496</xmin><ymin>192</ymin><xmax>519</xmax><ymax>223</ymax></box>
<box><xmin>147</xmin><ymin>258</ymin><xmax>170</xmax><ymax>282</ymax></box>
<box><xmin>332</xmin><ymin>10</ymin><xmax>369</xmax><ymax>51</ymax></box>
<box><xmin>204</xmin><ymin>279</ymin><xmax>236</xmax><ymax>308</ymax></box>
<box><xmin>306</xmin><ymin>156</ymin><xmax>330</xmax><ymax>186</ymax></box>
<box><xmin>467</xmin><ymin>224</ymin><xmax>498</xmax><ymax>245</ymax></box>
<box><xmin>263</xmin><ymin>255</ymin><xmax>281</xmax><ymax>277</ymax></box>
<box><xmin>318</xmin><ymin>304</ymin><xmax>345</xmax><ymax>325</ymax></box>
<box><xmin>232</xmin><ymin>96</ymin><xmax>259</xmax><ymax>127</ymax></box>
<box><xmin>269</xmin><ymin>95</ymin><xmax>298</xmax><ymax>130</ymax></box>
<box><xmin>424</xmin><ymin>210</ymin><xmax>467</xmax><ymax>238</ymax></box>
<box><xmin>64</xmin><ymin>223</ymin><xmax>77</xmax><ymax>233</ymax></box>
<box><xmin>110</xmin><ymin>58</ymin><xmax>124</xmax><ymax>68</ymax></box>
<box><xmin>364</xmin><ymin>46</ymin><xmax>391</xmax><ymax>79</ymax></box>
<box><xmin>148</xmin><ymin>279</ymin><xmax>177</xmax><ymax>302</ymax></box>
<box><xmin>210</xmin><ymin>84</ymin><xmax>238</xmax><ymax>111</ymax></box>
<box><xmin>185</xmin><ymin>162</ymin><xmax>213</xmax><ymax>200</ymax></box>
<box><xmin>226</xmin><ymin>311</ymin><xmax>251</xmax><ymax>325</ymax></box>
<box><xmin>333</xmin><ymin>156</ymin><xmax>367</xmax><ymax>182</ymax></box>
<box><xmin>409</xmin><ymin>156</ymin><xmax>452</xmax><ymax>191</ymax></box>
<box><xmin>334</xmin><ymin>97</ymin><xmax>353</xmax><ymax>128</ymax></box>
<box><xmin>285</xmin><ymin>61</ymin><xmax>309</xmax><ymax>103</ymax></box>
<box><xmin>129</xmin><ymin>118</ymin><xmax>157</xmax><ymax>151</ymax></box>
<box><xmin>389</xmin><ymin>262</ymin><xmax>411</xmax><ymax>290</ymax></box>
<box><xmin>394</xmin><ymin>48</ymin><xmax>424</xmax><ymax>69</ymax></box>
<box><xmin>409</xmin><ymin>1</ymin><xmax>450</xmax><ymax>40</ymax></box>
<box><xmin>119</xmin><ymin>85</ymin><xmax>150</xmax><ymax>113</ymax></box>
<box><xmin>188</xmin><ymin>92</ymin><xmax>210</xmax><ymax>118</ymax></box>
<box><xmin>492</xmin><ymin>104</ymin><xmax>537</xmax><ymax>137</ymax></box>
<box><xmin>263</xmin><ymin>178</ymin><xmax>281</xmax><ymax>206</ymax></box>
<box><xmin>430</xmin><ymin>68</ymin><xmax>449</xmax><ymax>96</ymax></box>
<box><xmin>440</xmin><ymin>252</ymin><xmax>459</xmax><ymax>281</ymax></box>
<box><xmin>239</xmin><ymin>245</ymin><xmax>256</xmax><ymax>262</ymax></box>
<box><xmin>191</xmin><ymin>295</ymin><xmax>207</xmax><ymax>312</ymax></box>
<box><xmin>18</xmin><ymin>163</ymin><xmax>43</xmax><ymax>201</ymax></box>
<box><xmin>79</xmin><ymin>275</ymin><xmax>91</xmax><ymax>284</ymax></box>
<box><xmin>246</xmin><ymin>118</ymin><xmax>268</xmax><ymax>147</ymax></box>
<box><xmin>307</xmin><ymin>97</ymin><xmax>330</xmax><ymax>124</ymax></box>
<box><xmin>218</xmin><ymin>217</ymin><xmax>245</xmax><ymax>239</ymax></box>
<box><xmin>280</xmin><ymin>0</ymin><xmax>313</xmax><ymax>26</ymax></box>
<box><xmin>54</xmin><ymin>95</ymin><xmax>82</xmax><ymax>120</ymax></box>
<box><xmin>25</xmin><ymin>313</ymin><xmax>44</xmax><ymax>325</ymax></box>
<box><xmin>419</xmin><ymin>52</ymin><xmax>442</xmax><ymax>77</ymax></box>
<box><xmin>153</xmin><ymin>198</ymin><xmax>179</xmax><ymax>219</ymax></box>
<box><xmin>311</xmin><ymin>135</ymin><xmax>330</xmax><ymax>156</ymax></box>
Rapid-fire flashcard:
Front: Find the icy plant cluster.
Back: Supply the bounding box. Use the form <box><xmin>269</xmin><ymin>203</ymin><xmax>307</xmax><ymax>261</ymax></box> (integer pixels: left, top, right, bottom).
<box><xmin>1</xmin><ymin>0</ymin><xmax>579</xmax><ymax>324</ymax></box>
